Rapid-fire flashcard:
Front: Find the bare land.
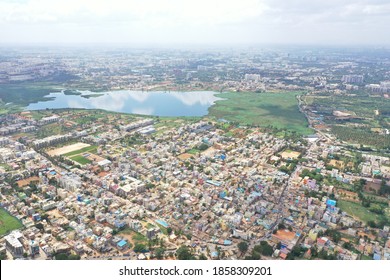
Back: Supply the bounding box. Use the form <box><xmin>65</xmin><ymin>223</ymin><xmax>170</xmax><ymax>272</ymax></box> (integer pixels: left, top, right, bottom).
<box><xmin>280</xmin><ymin>150</ymin><xmax>301</xmax><ymax>160</ymax></box>
<box><xmin>48</xmin><ymin>142</ymin><xmax>91</xmax><ymax>156</ymax></box>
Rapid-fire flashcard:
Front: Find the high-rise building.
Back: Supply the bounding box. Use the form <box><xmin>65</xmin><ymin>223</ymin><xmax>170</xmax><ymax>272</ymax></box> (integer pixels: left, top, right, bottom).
<box><xmin>244</xmin><ymin>74</ymin><xmax>261</xmax><ymax>82</ymax></box>
<box><xmin>4</xmin><ymin>231</ymin><xmax>24</xmax><ymax>257</ymax></box>
<box><xmin>342</xmin><ymin>75</ymin><xmax>363</xmax><ymax>84</ymax></box>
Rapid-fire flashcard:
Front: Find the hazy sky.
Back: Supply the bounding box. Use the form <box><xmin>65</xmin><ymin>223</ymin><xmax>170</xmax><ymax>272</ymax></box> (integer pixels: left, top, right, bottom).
<box><xmin>0</xmin><ymin>0</ymin><xmax>389</xmax><ymax>46</ymax></box>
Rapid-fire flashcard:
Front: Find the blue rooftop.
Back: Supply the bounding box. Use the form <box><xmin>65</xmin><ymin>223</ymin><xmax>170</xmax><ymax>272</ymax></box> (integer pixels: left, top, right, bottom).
<box><xmin>326</xmin><ymin>199</ymin><xmax>337</xmax><ymax>207</ymax></box>
<box><xmin>156</xmin><ymin>219</ymin><xmax>169</xmax><ymax>228</ymax></box>
<box><xmin>117</xmin><ymin>240</ymin><xmax>127</xmax><ymax>247</ymax></box>
<box><xmin>224</xmin><ymin>240</ymin><xmax>232</xmax><ymax>245</ymax></box>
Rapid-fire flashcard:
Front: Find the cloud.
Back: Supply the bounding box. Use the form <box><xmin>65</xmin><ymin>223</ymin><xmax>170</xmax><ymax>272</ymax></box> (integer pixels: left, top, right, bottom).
<box><xmin>0</xmin><ymin>0</ymin><xmax>389</xmax><ymax>45</ymax></box>
<box><xmin>168</xmin><ymin>92</ymin><xmax>222</xmax><ymax>106</ymax></box>
<box><xmin>0</xmin><ymin>0</ymin><xmax>267</xmax><ymax>26</ymax></box>
<box><xmin>89</xmin><ymin>92</ymin><xmax>127</xmax><ymax>111</ymax></box>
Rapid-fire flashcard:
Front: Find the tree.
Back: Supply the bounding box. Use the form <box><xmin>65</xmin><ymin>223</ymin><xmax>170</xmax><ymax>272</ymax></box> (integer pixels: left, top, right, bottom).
<box><xmin>68</xmin><ymin>254</ymin><xmax>81</xmax><ymax>260</ymax></box>
<box><xmin>155</xmin><ymin>248</ymin><xmax>165</xmax><ymax>260</ymax></box>
<box><xmin>254</xmin><ymin>241</ymin><xmax>274</xmax><ymax>256</ymax></box>
<box><xmin>325</xmin><ymin>229</ymin><xmax>341</xmax><ymax>243</ymax></box>
<box><xmin>379</xmin><ymin>181</ymin><xmax>390</xmax><ymax>196</ymax></box>
<box><xmin>250</xmin><ymin>250</ymin><xmax>261</xmax><ymax>260</ymax></box>
<box><xmin>198</xmin><ymin>143</ymin><xmax>209</xmax><ymax>151</ymax></box>
<box><xmin>342</xmin><ymin>242</ymin><xmax>353</xmax><ymax>250</ymax></box>
<box><xmin>134</xmin><ymin>243</ymin><xmax>147</xmax><ymax>253</ymax></box>
<box><xmin>238</xmin><ymin>241</ymin><xmax>249</xmax><ymax>256</ymax></box>
<box><xmin>262</xmin><ymin>244</ymin><xmax>274</xmax><ymax>256</ymax></box>
<box><xmin>369</xmin><ymin>204</ymin><xmax>384</xmax><ymax>214</ymax></box>
<box><xmin>35</xmin><ymin>223</ymin><xmax>44</xmax><ymax>231</ymax></box>
<box><xmin>278</xmin><ymin>223</ymin><xmax>286</xmax><ymax>230</ymax></box>
<box><xmin>198</xmin><ymin>254</ymin><xmax>208</xmax><ymax>260</ymax></box>
<box><xmin>54</xmin><ymin>253</ymin><xmax>68</xmax><ymax>260</ymax></box>
<box><xmin>245</xmin><ymin>251</ymin><xmax>260</xmax><ymax>260</ymax></box>
<box><xmin>176</xmin><ymin>246</ymin><xmax>195</xmax><ymax>260</ymax></box>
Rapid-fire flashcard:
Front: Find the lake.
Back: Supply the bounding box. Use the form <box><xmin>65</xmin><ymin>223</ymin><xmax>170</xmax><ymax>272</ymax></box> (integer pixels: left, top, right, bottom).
<box><xmin>26</xmin><ymin>90</ymin><xmax>222</xmax><ymax>117</ymax></box>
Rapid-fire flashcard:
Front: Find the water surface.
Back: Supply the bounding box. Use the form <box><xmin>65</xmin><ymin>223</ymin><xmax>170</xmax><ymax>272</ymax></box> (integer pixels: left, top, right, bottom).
<box><xmin>26</xmin><ymin>90</ymin><xmax>221</xmax><ymax>116</ymax></box>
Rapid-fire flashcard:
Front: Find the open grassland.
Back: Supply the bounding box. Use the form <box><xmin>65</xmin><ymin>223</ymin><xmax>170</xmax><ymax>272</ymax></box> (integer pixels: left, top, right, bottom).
<box><xmin>208</xmin><ymin>91</ymin><xmax>312</xmax><ymax>135</ymax></box>
<box><xmin>70</xmin><ymin>155</ymin><xmax>92</xmax><ymax>165</ymax></box>
<box><xmin>155</xmin><ymin>116</ymin><xmax>202</xmax><ymax>134</ymax></box>
<box><xmin>0</xmin><ymin>83</ymin><xmax>61</xmax><ymax>106</ymax></box>
<box><xmin>0</xmin><ymin>101</ymin><xmax>22</xmax><ymax>115</ymax></box>
<box><xmin>0</xmin><ymin>208</ymin><xmax>23</xmax><ymax>236</ymax></box>
<box><xmin>338</xmin><ymin>200</ymin><xmax>382</xmax><ymax>224</ymax></box>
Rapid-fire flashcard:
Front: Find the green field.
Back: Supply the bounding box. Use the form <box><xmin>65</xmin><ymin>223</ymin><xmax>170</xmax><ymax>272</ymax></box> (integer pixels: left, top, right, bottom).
<box><xmin>0</xmin><ymin>208</ymin><xmax>23</xmax><ymax>236</ymax></box>
<box><xmin>361</xmin><ymin>255</ymin><xmax>373</xmax><ymax>260</ymax></box>
<box><xmin>338</xmin><ymin>200</ymin><xmax>382</xmax><ymax>224</ymax></box>
<box><xmin>132</xmin><ymin>232</ymin><xmax>148</xmax><ymax>243</ymax></box>
<box><xmin>0</xmin><ymin>101</ymin><xmax>22</xmax><ymax>115</ymax></box>
<box><xmin>0</xmin><ymin>83</ymin><xmax>61</xmax><ymax>106</ymax></box>
<box><xmin>118</xmin><ymin>228</ymin><xmax>148</xmax><ymax>245</ymax></box>
<box><xmin>29</xmin><ymin>110</ymin><xmax>48</xmax><ymax>120</ymax></box>
<box><xmin>332</xmin><ymin>126</ymin><xmax>390</xmax><ymax>149</ymax></box>
<box><xmin>187</xmin><ymin>148</ymin><xmax>201</xmax><ymax>155</ymax></box>
<box><xmin>63</xmin><ymin>146</ymin><xmax>98</xmax><ymax>157</ymax></box>
<box><xmin>304</xmin><ymin>94</ymin><xmax>390</xmax><ymax>148</ymax></box>
<box><xmin>70</xmin><ymin>155</ymin><xmax>92</xmax><ymax>165</ymax></box>
<box><xmin>208</xmin><ymin>91</ymin><xmax>313</xmax><ymax>135</ymax></box>
<box><xmin>0</xmin><ymin>163</ymin><xmax>12</xmax><ymax>172</ymax></box>
<box><xmin>155</xmin><ymin>116</ymin><xmax>201</xmax><ymax>135</ymax></box>
<box><xmin>304</xmin><ymin>94</ymin><xmax>390</xmax><ymax>119</ymax></box>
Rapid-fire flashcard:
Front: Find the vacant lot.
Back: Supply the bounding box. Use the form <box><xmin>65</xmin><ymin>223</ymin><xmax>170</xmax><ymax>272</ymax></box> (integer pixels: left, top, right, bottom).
<box><xmin>64</xmin><ymin>145</ymin><xmax>98</xmax><ymax>157</ymax></box>
<box><xmin>48</xmin><ymin>142</ymin><xmax>91</xmax><ymax>156</ymax></box>
<box><xmin>17</xmin><ymin>176</ymin><xmax>40</xmax><ymax>187</ymax></box>
<box><xmin>177</xmin><ymin>153</ymin><xmax>193</xmax><ymax>160</ymax></box>
<box><xmin>0</xmin><ymin>208</ymin><xmax>23</xmax><ymax>236</ymax></box>
<box><xmin>208</xmin><ymin>91</ymin><xmax>312</xmax><ymax>135</ymax></box>
<box><xmin>338</xmin><ymin>200</ymin><xmax>382</xmax><ymax>224</ymax></box>
<box><xmin>117</xmin><ymin>228</ymin><xmax>148</xmax><ymax>247</ymax></box>
<box><xmin>280</xmin><ymin>150</ymin><xmax>301</xmax><ymax>160</ymax></box>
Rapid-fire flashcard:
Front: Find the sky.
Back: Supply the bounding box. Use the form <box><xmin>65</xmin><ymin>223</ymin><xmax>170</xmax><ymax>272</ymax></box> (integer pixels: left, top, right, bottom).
<box><xmin>0</xmin><ymin>0</ymin><xmax>389</xmax><ymax>46</ymax></box>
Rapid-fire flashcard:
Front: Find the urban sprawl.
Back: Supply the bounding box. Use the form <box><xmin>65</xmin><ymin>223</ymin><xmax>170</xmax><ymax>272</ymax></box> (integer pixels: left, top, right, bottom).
<box><xmin>0</xmin><ymin>47</ymin><xmax>389</xmax><ymax>261</ymax></box>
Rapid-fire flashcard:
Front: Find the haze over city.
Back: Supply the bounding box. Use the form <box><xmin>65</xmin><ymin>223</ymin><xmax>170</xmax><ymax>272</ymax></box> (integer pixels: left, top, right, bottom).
<box><xmin>1</xmin><ymin>0</ymin><xmax>390</xmax><ymax>46</ymax></box>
